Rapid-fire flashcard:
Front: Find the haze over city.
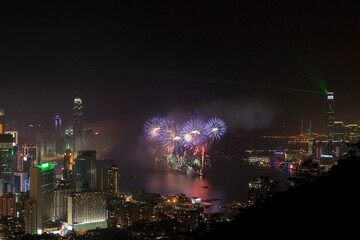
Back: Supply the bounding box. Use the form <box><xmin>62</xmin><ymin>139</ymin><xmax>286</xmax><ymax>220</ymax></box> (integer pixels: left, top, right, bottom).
<box><xmin>0</xmin><ymin>1</ymin><xmax>359</xmax><ymax>239</ymax></box>
<box><xmin>2</xmin><ymin>1</ymin><xmax>360</xmax><ymax>135</ymax></box>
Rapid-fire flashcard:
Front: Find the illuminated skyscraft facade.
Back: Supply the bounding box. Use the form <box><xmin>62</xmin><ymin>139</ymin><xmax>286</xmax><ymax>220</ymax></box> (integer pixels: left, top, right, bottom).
<box><xmin>73</xmin><ymin>97</ymin><xmax>83</xmax><ymax>153</ymax></box>
<box><xmin>67</xmin><ymin>191</ymin><xmax>107</xmax><ymax>231</ymax></box>
<box><xmin>327</xmin><ymin>92</ymin><xmax>335</xmax><ymax>141</ymax></box>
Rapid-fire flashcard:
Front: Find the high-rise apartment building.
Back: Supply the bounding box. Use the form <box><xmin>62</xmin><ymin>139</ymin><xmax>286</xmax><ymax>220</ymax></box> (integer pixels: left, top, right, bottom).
<box><xmin>106</xmin><ymin>166</ymin><xmax>119</xmax><ymax>197</ymax></box>
<box><xmin>24</xmin><ymin>199</ymin><xmax>37</xmax><ymax>234</ymax></box>
<box><xmin>54</xmin><ymin>183</ymin><xmax>75</xmax><ymax>222</ymax></box>
<box><xmin>0</xmin><ymin>193</ymin><xmax>15</xmax><ymax>217</ymax></box>
<box><xmin>97</xmin><ymin>165</ymin><xmax>119</xmax><ymax>198</ymax></box>
<box><xmin>67</xmin><ymin>191</ymin><xmax>107</xmax><ymax>231</ymax></box>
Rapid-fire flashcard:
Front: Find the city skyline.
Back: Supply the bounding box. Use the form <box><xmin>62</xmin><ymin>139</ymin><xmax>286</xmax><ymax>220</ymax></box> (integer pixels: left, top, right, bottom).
<box><xmin>1</xmin><ymin>1</ymin><xmax>360</xmax><ymax>137</ymax></box>
<box><xmin>0</xmin><ymin>2</ymin><xmax>359</xmax><ymax>237</ymax></box>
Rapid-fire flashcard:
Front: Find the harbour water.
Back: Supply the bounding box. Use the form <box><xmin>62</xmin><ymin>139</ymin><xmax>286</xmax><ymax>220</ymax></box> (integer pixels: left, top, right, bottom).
<box><xmin>119</xmin><ymin>159</ymin><xmax>295</xmax><ymax>211</ymax></box>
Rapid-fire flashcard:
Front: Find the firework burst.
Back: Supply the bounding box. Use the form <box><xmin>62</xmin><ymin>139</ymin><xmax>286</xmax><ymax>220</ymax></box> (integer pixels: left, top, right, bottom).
<box><xmin>144</xmin><ymin>117</ymin><xmax>164</xmax><ymax>142</ymax></box>
<box><xmin>181</xmin><ymin>118</ymin><xmax>207</xmax><ymax>146</ymax></box>
<box><xmin>144</xmin><ymin>116</ymin><xmax>226</xmax><ymax>174</ymax></box>
<box><xmin>204</xmin><ymin>117</ymin><xmax>227</xmax><ymax>141</ymax></box>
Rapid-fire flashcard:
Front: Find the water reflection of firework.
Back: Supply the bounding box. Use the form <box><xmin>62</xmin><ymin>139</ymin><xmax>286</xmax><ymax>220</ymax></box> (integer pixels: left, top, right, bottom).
<box><xmin>144</xmin><ymin>116</ymin><xmax>226</xmax><ymax>174</ymax></box>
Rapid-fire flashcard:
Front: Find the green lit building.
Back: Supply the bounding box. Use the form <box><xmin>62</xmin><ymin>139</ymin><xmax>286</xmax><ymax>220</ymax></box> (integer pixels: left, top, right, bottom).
<box><xmin>29</xmin><ymin>162</ymin><xmax>55</xmax><ymax>231</ymax></box>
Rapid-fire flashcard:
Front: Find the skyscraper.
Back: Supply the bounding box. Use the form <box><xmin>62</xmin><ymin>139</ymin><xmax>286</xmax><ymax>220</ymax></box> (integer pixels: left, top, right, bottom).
<box><xmin>53</xmin><ymin>114</ymin><xmax>64</xmax><ymax>154</ymax></box>
<box><xmin>75</xmin><ymin>150</ymin><xmax>97</xmax><ymax>190</ymax></box>
<box><xmin>327</xmin><ymin>92</ymin><xmax>335</xmax><ymax>141</ymax></box>
<box><xmin>97</xmin><ymin>165</ymin><xmax>119</xmax><ymax>198</ymax></box>
<box><xmin>333</xmin><ymin>121</ymin><xmax>345</xmax><ymax>141</ymax></box>
<box><xmin>29</xmin><ymin>163</ymin><xmax>55</xmax><ymax>230</ymax></box>
<box><xmin>73</xmin><ymin>98</ymin><xmax>83</xmax><ymax>153</ymax></box>
<box><xmin>63</xmin><ymin>148</ymin><xmax>74</xmax><ymax>180</ymax></box>
<box><xmin>22</xmin><ymin>144</ymin><xmax>39</xmax><ymax>170</ymax></box>
<box><xmin>13</xmin><ymin>172</ymin><xmax>28</xmax><ymax>193</ymax></box>
<box><xmin>54</xmin><ymin>114</ymin><xmax>62</xmax><ymax>134</ymax></box>
<box><xmin>64</xmin><ymin>127</ymin><xmax>74</xmax><ymax>152</ymax></box>
<box><xmin>0</xmin><ymin>133</ymin><xmax>15</xmax><ymax>195</ymax></box>
<box><xmin>0</xmin><ymin>108</ymin><xmax>4</xmax><ymax>134</ymax></box>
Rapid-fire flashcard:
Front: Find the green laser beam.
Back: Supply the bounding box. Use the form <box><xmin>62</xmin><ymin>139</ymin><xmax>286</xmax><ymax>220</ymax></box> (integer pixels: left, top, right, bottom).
<box><xmin>298</xmin><ymin>21</ymin><xmax>328</xmax><ymax>93</ymax></box>
<box><xmin>237</xmin><ymin>82</ymin><xmax>325</xmax><ymax>94</ymax></box>
<box><xmin>267</xmin><ymin>22</ymin><xmax>328</xmax><ymax>94</ymax></box>
<box><xmin>123</xmin><ymin>68</ymin><xmax>325</xmax><ymax>95</ymax></box>
<box><xmin>268</xmin><ymin>36</ymin><xmax>323</xmax><ymax>91</ymax></box>
<box><xmin>285</xmin><ymin>25</ymin><xmax>327</xmax><ymax>93</ymax></box>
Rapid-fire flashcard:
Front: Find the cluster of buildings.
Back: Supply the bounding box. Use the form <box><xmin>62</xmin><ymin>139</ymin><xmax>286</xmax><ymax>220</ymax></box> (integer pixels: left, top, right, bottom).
<box><xmin>0</xmin><ymin>98</ymin><xmax>219</xmax><ymax>239</ymax></box>
<box><xmin>308</xmin><ymin>91</ymin><xmax>359</xmax><ymax>161</ymax></box>
<box><xmin>244</xmin><ymin>92</ymin><xmax>358</xmax><ymax>207</ymax></box>
<box><xmin>0</xmin><ymin>98</ymin><xmax>87</xmax><ymax>196</ymax></box>
<box><xmin>0</xmin><ymin>98</ymin><xmax>121</xmax><ymax>237</ymax></box>
<box><xmin>245</xmin><ymin>92</ymin><xmax>358</xmax><ymax>168</ymax></box>
<box><xmin>0</xmin><ymin>91</ymin><xmax>357</xmax><ymax>238</ymax></box>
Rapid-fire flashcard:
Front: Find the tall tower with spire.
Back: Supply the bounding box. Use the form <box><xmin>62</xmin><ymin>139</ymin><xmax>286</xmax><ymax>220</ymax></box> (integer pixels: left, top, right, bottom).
<box><xmin>327</xmin><ymin>92</ymin><xmax>335</xmax><ymax>141</ymax></box>
<box><xmin>73</xmin><ymin>98</ymin><xmax>83</xmax><ymax>153</ymax></box>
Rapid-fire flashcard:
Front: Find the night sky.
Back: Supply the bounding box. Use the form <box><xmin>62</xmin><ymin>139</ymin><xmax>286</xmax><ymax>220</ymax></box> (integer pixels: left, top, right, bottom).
<box><xmin>1</xmin><ymin>1</ymin><xmax>360</xmax><ymax>152</ymax></box>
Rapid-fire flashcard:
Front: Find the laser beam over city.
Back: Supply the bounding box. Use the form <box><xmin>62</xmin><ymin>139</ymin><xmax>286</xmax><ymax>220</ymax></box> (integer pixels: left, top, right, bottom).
<box><xmin>0</xmin><ymin>1</ymin><xmax>358</xmax><ymax>238</ymax></box>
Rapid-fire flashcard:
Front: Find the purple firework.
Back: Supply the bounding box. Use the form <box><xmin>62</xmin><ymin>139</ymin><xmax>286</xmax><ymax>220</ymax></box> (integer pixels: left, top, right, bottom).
<box><xmin>144</xmin><ymin>117</ymin><xmax>164</xmax><ymax>142</ymax></box>
<box><xmin>159</xmin><ymin>119</ymin><xmax>181</xmax><ymax>147</ymax></box>
<box><xmin>205</xmin><ymin>117</ymin><xmax>227</xmax><ymax>140</ymax></box>
<box><xmin>181</xmin><ymin>118</ymin><xmax>207</xmax><ymax>145</ymax></box>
